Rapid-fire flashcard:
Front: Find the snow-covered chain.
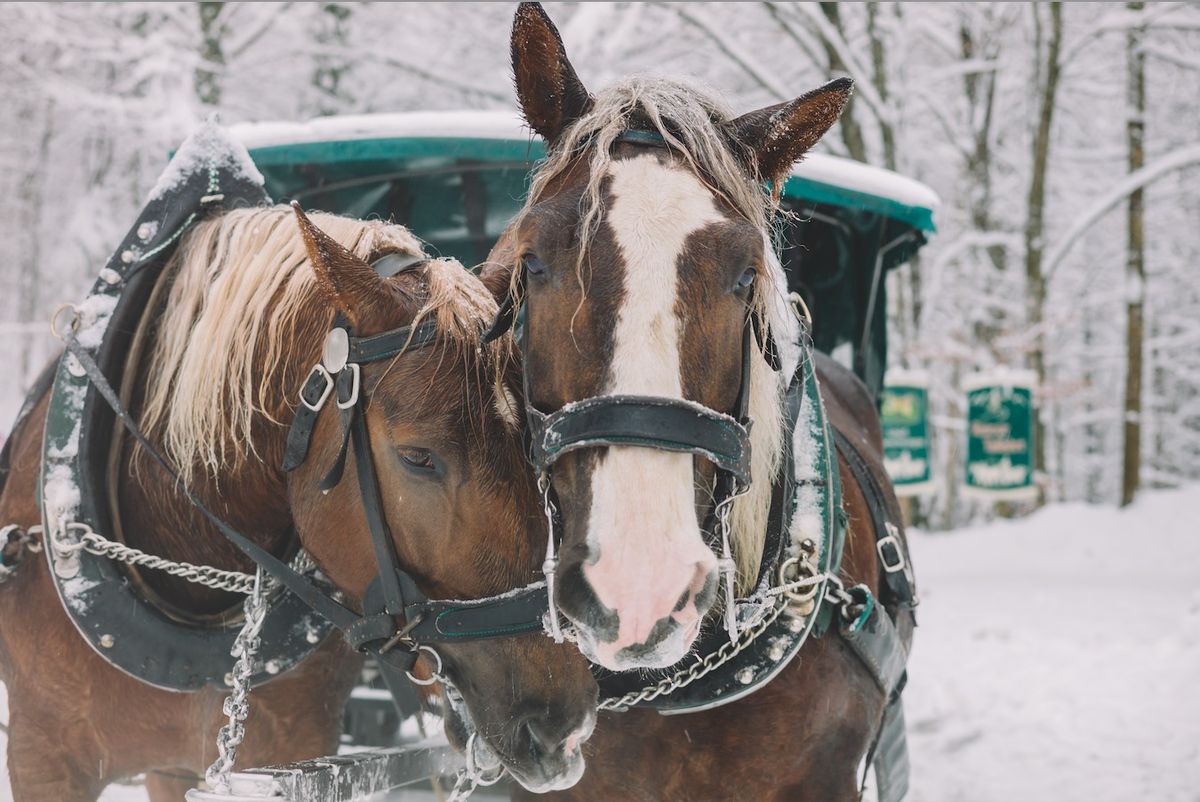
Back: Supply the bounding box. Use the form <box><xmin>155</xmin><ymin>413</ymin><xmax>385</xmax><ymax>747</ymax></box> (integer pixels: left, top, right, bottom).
<box><xmin>205</xmin><ymin>567</ymin><xmax>271</xmax><ymax>793</ymax></box>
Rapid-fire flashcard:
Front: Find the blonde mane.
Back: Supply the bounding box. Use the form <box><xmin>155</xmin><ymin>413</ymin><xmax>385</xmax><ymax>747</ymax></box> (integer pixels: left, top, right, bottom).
<box><xmin>518</xmin><ymin>77</ymin><xmax>801</xmax><ymax>590</ymax></box>
<box><xmin>141</xmin><ymin>205</ymin><xmax>503</xmax><ymax>485</ymax></box>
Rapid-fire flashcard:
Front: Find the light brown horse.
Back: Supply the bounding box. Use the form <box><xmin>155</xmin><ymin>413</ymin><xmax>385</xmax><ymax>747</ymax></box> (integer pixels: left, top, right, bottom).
<box><xmin>481</xmin><ymin>5</ymin><xmax>915</xmax><ymax>799</ymax></box>
<box><xmin>0</xmin><ymin>205</ymin><xmax>596</xmax><ymax>801</ymax></box>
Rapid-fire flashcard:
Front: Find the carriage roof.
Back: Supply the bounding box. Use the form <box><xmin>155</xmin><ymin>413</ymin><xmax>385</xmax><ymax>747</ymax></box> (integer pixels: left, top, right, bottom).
<box><xmin>231</xmin><ymin>110</ymin><xmax>938</xmax><ymax>234</ymax></box>
<box><xmin>230</xmin><ymin>110</ymin><xmax>937</xmax><ymax>399</ymax></box>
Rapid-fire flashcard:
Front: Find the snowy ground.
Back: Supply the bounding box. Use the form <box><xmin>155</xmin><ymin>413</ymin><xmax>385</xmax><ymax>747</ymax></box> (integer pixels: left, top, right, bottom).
<box><xmin>2</xmin><ymin>486</ymin><xmax>1197</xmax><ymax>801</ymax></box>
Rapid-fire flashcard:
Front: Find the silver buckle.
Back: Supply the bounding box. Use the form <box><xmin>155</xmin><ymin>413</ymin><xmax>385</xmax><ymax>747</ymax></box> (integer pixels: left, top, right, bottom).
<box><xmin>876</xmin><ymin>524</ymin><xmax>906</xmax><ymax>574</ymax></box>
<box><xmin>300</xmin><ymin>364</ymin><xmax>334</xmax><ymax>412</ymax></box>
<box><xmin>336</xmin><ymin>363</ymin><xmax>361</xmax><ymax>410</ymax></box>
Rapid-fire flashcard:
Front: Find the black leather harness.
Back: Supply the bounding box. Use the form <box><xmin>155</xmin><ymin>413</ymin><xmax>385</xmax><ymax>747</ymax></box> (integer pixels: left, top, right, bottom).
<box><xmin>62</xmin><ymin>293</ymin><xmax>554</xmax><ymax>678</ymax></box>
<box><xmin>275</xmin><ymin>303</ymin><xmax>554</xmax><ymax>662</ymax></box>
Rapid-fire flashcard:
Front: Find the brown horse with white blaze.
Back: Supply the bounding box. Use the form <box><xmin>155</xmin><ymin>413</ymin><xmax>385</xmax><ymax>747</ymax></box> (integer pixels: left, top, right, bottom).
<box><xmin>483</xmin><ymin>4</ymin><xmax>915</xmax><ymax>800</ymax></box>
<box><xmin>0</xmin><ymin>205</ymin><xmax>596</xmax><ymax>800</ymax></box>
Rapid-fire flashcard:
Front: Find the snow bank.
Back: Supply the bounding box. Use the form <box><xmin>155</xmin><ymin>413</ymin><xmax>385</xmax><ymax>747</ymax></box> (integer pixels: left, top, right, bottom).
<box><xmin>900</xmin><ymin>485</ymin><xmax>1200</xmax><ymax>802</ymax></box>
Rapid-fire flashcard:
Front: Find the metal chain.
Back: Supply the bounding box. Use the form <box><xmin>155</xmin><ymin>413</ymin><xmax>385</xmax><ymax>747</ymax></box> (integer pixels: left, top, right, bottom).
<box><xmin>205</xmin><ymin>567</ymin><xmax>270</xmax><ymax>794</ymax></box>
<box><xmin>49</xmin><ymin>521</ymin><xmax>313</xmax><ymax>594</ymax></box>
<box><xmin>442</xmin><ymin>687</ymin><xmax>507</xmax><ymax>801</ymax></box>
<box><xmin>598</xmin><ymin>592</ymin><xmax>792</xmax><ymax>711</ymax></box>
<box><xmin>597</xmin><ymin>563</ymin><xmax>843</xmax><ymax>711</ymax></box>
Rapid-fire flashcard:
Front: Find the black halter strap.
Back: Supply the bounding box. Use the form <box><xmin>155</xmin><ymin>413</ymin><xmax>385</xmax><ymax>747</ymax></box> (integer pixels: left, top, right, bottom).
<box><xmin>486</xmin><ymin>250</ymin><xmax>774</xmax><ymax>499</ymax></box>
<box><xmin>523</xmin><ymin>319</ymin><xmax>757</xmax><ymax>486</ymax></box>
<box><xmin>279</xmin><ymin>313</ymin><xmax>551</xmax><ymax>658</ymax></box>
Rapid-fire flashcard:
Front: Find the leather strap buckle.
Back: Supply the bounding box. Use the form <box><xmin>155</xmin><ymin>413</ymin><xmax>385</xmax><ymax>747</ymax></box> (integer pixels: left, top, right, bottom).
<box><xmin>379</xmin><ymin>612</ymin><xmax>424</xmax><ymax>655</ymax></box>
<box><xmin>876</xmin><ymin>524</ymin><xmax>906</xmax><ymax>574</ymax></box>
<box><xmin>300</xmin><ymin>364</ymin><xmax>334</xmax><ymax>412</ymax></box>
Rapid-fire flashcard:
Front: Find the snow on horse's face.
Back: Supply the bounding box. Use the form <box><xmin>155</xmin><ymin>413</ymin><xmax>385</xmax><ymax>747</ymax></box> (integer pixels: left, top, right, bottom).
<box><xmin>505</xmin><ymin>2</ymin><xmax>852</xmax><ymax>671</ymax></box>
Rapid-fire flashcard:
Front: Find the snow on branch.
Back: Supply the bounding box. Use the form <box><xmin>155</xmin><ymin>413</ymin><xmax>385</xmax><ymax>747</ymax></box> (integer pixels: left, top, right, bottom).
<box><xmin>1045</xmin><ymin>144</ymin><xmax>1200</xmax><ymax>282</ymax></box>
<box><xmin>662</xmin><ymin>3</ymin><xmax>794</xmax><ymax>100</ymax></box>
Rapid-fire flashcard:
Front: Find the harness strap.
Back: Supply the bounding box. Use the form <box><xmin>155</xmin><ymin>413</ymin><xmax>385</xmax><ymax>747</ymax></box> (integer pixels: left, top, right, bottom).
<box><xmin>283</xmin><ymin>368</ymin><xmax>334</xmax><ymax>473</ymax></box>
<box><xmin>840</xmin><ymin>597</ymin><xmax>907</xmax><ymax>698</ymax></box>
<box><xmin>60</xmin><ymin>333</ymin><xmax>378</xmax><ymax>651</ymax></box>
<box><xmin>348</xmin><ymin>318</ymin><xmax>439</xmax><ymax>363</ymax></box>
<box><xmin>348</xmin><ymin>399</ymin><xmax>409</xmax><ymax>617</ymax></box>
<box><xmin>830</xmin><ymin>427</ymin><xmax>915</xmax><ymax>802</ymax></box>
<box><xmin>59</xmin><ymin>331</ymin><xmax>549</xmax><ymax>673</ymax></box>
<box><xmin>831</xmin><ymin>428</ymin><xmax>916</xmax><ymax>609</ymax></box>
<box><xmin>528</xmin><ymin>395</ymin><xmax>752</xmax><ymax>484</ymax></box>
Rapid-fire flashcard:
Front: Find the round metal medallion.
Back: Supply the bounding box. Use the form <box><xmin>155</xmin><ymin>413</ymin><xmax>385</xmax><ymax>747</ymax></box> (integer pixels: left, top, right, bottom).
<box><xmin>322</xmin><ymin>328</ymin><xmax>350</xmax><ymax>373</ymax></box>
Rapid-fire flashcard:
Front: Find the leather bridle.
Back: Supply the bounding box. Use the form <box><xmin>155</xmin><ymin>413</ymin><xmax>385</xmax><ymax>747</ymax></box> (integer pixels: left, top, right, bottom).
<box><xmin>482</xmin><ymin>135</ymin><xmax>782</xmax><ymax>637</ymax></box>
<box><xmin>67</xmin><ymin>256</ymin><xmax>555</xmax><ymax>680</ymax></box>
<box><xmin>278</xmin><ymin>299</ymin><xmax>555</xmax><ymax>673</ymax></box>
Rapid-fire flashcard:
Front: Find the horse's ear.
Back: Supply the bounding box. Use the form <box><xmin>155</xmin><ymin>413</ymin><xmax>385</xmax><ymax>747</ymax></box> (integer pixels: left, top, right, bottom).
<box><xmin>727</xmin><ymin>78</ymin><xmax>854</xmax><ymax>188</ymax></box>
<box><xmin>291</xmin><ymin>202</ymin><xmax>383</xmax><ymax>326</ymax></box>
<box><xmin>478</xmin><ymin>229</ymin><xmax>522</xmax><ymax>343</ymax></box>
<box><xmin>479</xmin><ymin>227</ymin><xmax>520</xmax><ymax>304</ymax></box>
<box><xmin>511</xmin><ymin>2</ymin><xmax>593</xmax><ymax>146</ymax></box>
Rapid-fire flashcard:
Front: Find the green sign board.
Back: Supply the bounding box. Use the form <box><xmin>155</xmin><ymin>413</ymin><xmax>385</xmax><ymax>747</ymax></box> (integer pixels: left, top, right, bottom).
<box><xmin>963</xmin><ymin>371</ymin><xmax>1037</xmax><ymax>500</ymax></box>
<box><xmin>881</xmin><ymin>370</ymin><xmax>933</xmax><ymax>496</ymax></box>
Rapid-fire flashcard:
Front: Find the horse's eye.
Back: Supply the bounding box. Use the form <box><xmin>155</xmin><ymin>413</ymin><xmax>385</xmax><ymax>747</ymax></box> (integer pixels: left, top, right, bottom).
<box><xmin>398</xmin><ymin>447</ymin><xmax>436</xmax><ymax>472</ymax></box>
<box><xmin>737</xmin><ymin>267</ymin><xmax>757</xmax><ymax>290</ymax></box>
<box><xmin>522</xmin><ymin>253</ymin><xmax>548</xmax><ymax>276</ymax></box>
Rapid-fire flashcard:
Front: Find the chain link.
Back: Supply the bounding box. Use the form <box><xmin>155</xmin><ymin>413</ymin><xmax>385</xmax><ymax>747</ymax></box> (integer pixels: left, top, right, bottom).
<box><xmin>598</xmin><ymin>551</ymin><xmax>836</xmax><ymax>711</ymax></box>
<box><xmin>49</xmin><ymin>521</ymin><xmax>312</xmax><ymax>595</ymax></box>
<box><xmin>598</xmin><ymin>593</ymin><xmax>792</xmax><ymax>711</ymax></box>
<box><xmin>205</xmin><ymin>567</ymin><xmax>270</xmax><ymax>793</ymax></box>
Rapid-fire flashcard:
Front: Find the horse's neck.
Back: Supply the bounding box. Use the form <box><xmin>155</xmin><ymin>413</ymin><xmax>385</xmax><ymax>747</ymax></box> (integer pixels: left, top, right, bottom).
<box><xmin>114</xmin><ymin>310</ymin><xmax>315</xmax><ymax>613</ymax></box>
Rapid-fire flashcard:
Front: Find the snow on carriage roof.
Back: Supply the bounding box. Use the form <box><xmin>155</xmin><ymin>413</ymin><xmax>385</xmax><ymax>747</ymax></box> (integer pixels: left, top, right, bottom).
<box><xmin>230</xmin><ymin>110</ymin><xmax>939</xmax><ymax>231</ymax></box>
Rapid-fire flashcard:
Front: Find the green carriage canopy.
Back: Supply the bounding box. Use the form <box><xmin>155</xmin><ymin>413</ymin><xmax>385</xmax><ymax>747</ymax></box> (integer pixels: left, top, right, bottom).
<box><xmin>231</xmin><ymin>110</ymin><xmax>938</xmax><ymax>397</ymax></box>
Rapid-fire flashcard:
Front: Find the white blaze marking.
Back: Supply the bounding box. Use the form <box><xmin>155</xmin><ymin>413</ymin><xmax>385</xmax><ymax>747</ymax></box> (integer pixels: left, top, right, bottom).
<box><xmin>582</xmin><ymin>154</ymin><xmax>722</xmax><ymax>662</ymax></box>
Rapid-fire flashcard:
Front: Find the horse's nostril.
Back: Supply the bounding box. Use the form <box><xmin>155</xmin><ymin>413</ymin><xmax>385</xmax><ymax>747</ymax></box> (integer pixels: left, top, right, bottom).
<box><xmin>523</xmin><ymin>718</ymin><xmax>561</xmax><ymax>757</ymax></box>
<box><xmin>692</xmin><ymin>563</ymin><xmax>719</xmax><ymax>612</ymax></box>
<box><xmin>522</xmin><ymin>714</ymin><xmax>591</xmax><ymax>760</ymax></box>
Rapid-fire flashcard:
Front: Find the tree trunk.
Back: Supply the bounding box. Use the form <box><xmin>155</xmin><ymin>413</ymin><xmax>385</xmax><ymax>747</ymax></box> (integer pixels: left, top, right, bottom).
<box><xmin>819</xmin><ymin>2</ymin><xmax>867</xmax><ymax>162</ymax></box>
<box><xmin>312</xmin><ymin>3</ymin><xmax>354</xmax><ymax>116</ymax></box>
<box><xmin>1023</xmin><ymin>2</ymin><xmax>1063</xmax><ymax>501</ymax></box>
<box><xmin>196</xmin><ymin>1</ymin><xmax>225</xmax><ymax>107</ymax></box>
<box><xmin>866</xmin><ymin>2</ymin><xmax>896</xmax><ymax>171</ymax></box>
<box><xmin>961</xmin><ymin>11</ymin><xmax>1007</xmax><ymax>362</ymax></box>
<box><xmin>1121</xmin><ymin>1</ymin><xmax>1147</xmax><ymax>507</ymax></box>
